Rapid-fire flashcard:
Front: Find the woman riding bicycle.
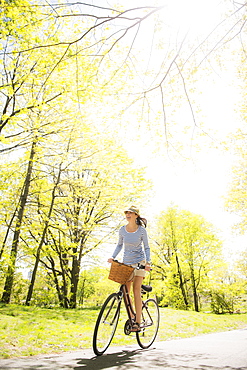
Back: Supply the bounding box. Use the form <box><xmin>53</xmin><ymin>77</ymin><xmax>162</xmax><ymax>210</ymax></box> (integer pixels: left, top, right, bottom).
<box><xmin>108</xmin><ymin>205</ymin><xmax>151</xmax><ymax>332</ymax></box>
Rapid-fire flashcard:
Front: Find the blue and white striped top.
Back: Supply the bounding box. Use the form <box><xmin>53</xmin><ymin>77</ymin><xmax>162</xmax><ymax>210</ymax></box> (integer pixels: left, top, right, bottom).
<box><xmin>112</xmin><ymin>225</ymin><xmax>151</xmax><ymax>265</ymax></box>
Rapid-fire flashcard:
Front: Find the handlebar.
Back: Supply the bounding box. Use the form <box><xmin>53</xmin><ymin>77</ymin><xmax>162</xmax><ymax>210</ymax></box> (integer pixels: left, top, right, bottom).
<box><xmin>137</xmin><ymin>264</ymin><xmax>146</xmax><ymax>270</ymax></box>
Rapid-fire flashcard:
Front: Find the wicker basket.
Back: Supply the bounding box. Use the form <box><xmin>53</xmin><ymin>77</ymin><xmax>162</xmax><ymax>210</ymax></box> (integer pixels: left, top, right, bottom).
<box><xmin>108</xmin><ymin>260</ymin><xmax>134</xmax><ymax>284</ymax></box>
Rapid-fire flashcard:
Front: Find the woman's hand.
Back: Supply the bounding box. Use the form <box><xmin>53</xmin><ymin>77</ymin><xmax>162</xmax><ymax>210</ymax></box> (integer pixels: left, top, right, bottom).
<box><xmin>108</xmin><ymin>258</ymin><xmax>113</xmax><ymax>264</ymax></box>
<box><xmin>145</xmin><ymin>264</ymin><xmax>151</xmax><ymax>271</ymax></box>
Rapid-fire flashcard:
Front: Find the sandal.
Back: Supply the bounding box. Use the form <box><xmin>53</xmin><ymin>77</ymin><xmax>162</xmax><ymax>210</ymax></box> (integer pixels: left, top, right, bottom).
<box><xmin>130</xmin><ymin>322</ymin><xmax>141</xmax><ymax>332</ymax></box>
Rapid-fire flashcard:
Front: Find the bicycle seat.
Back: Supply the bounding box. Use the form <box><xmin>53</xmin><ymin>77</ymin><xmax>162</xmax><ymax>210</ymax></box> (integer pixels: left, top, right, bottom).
<box><xmin>141</xmin><ymin>284</ymin><xmax>152</xmax><ymax>292</ymax></box>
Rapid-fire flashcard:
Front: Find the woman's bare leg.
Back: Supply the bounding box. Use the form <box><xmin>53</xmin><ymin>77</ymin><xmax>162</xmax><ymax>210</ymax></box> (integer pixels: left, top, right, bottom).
<box><xmin>133</xmin><ymin>276</ymin><xmax>143</xmax><ymax>324</ymax></box>
<box><xmin>125</xmin><ymin>281</ymin><xmax>135</xmax><ymax>320</ymax></box>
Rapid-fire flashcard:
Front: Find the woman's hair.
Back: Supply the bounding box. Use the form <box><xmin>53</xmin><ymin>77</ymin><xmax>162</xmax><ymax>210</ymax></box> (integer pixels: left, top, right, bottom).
<box><xmin>136</xmin><ymin>216</ymin><xmax>147</xmax><ymax>228</ymax></box>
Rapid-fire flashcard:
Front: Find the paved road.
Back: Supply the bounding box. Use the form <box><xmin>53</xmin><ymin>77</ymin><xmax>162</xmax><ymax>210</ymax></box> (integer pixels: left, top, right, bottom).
<box><xmin>0</xmin><ymin>328</ymin><xmax>247</xmax><ymax>370</ymax></box>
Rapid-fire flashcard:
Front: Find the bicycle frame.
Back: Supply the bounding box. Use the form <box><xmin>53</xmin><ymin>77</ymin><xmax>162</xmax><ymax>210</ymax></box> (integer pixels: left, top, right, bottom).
<box><xmin>121</xmin><ymin>284</ymin><xmax>136</xmax><ymax>322</ymax></box>
<box><xmin>117</xmin><ymin>283</ymin><xmax>153</xmax><ymax>329</ymax></box>
<box><xmin>102</xmin><ymin>280</ymin><xmax>147</xmax><ymax>328</ymax></box>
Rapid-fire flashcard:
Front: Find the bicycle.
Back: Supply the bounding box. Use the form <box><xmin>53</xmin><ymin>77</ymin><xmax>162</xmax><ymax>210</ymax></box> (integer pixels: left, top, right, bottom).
<box><xmin>92</xmin><ymin>260</ymin><xmax>160</xmax><ymax>356</ymax></box>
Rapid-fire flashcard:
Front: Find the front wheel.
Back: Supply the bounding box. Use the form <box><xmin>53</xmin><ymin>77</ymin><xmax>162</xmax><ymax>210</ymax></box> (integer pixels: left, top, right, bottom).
<box><xmin>136</xmin><ymin>298</ymin><xmax>160</xmax><ymax>349</ymax></box>
<box><xmin>92</xmin><ymin>293</ymin><xmax>120</xmax><ymax>356</ymax></box>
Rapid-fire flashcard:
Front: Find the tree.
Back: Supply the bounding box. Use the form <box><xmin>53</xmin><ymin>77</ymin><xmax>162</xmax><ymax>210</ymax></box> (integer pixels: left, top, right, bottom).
<box><xmin>152</xmin><ymin>205</ymin><xmax>223</xmax><ymax>311</ymax></box>
<box><xmin>0</xmin><ymin>0</ymin><xmax>64</xmax><ymax>141</ymax></box>
<box><xmin>11</xmin><ymin>122</ymin><xmax>149</xmax><ymax>307</ymax></box>
<box><xmin>1</xmin><ymin>138</ymin><xmax>37</xmax><ymax>303</ymax></box>
<box><xmin>208</xmin><ymin>260</ymin><xmax>247</xmax><ymax>314</ymax></box>
<box><xmin>25</xmin><ymin>157</ymin><xmax>63</xmax><ymax>306</ymax></box>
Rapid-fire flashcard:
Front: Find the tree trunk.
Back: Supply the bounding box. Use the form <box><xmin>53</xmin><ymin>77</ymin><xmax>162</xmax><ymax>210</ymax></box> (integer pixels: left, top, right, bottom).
<box><xmin>25</xmin><ymin>164</ymin><xmax>62</xmax><ymax>305</ymax></box>
<box><xmin>78</xmin><ymin>277</ymin><xmax>85</xmax><ymax>307</ymax></box>
<box><xmin>190</xmin><ymin>265</ymin><xmax>199</xmax><ymax>312</ymax></box>
<box><xmin>0</xmin><ymin>210</ymin><xmax>17</xmax><ymax>260</ymax></box>
<box><xmin>175</xmin><ymin>252</ymin><xmax>189</xmax><ymax>309</ymax></box>
<box><xmin>68</xmin><ymin>201</ymin><xmax>86</xmax><ymax>308</ymax></box>
<box><xmin>1</xmin><ymin>139</ymin><xmax>37</xmax><ymax>304</ymax></box>
<box><xmin>170</xmin><ymin>220</ymin><xmax>189</xmax><ymax>309</ymax></box>
<box><xmin>59</xmin><ymin>254</ymin><xmax>69</xmax><ymax>309</ymax></box>
<box><xmin>70</xmin><ymin>253</ymin><xmax>80</xmax><ymax>308</ymax></box>
<box><xmin>49</xmin><ymin>256</ymin><xmax>65</xmax><ymax>307</ymax></box>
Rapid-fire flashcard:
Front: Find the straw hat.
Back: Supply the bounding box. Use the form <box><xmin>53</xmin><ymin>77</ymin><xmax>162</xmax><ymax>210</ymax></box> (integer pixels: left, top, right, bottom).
<box><xmin>124</xmin><ymin>205</ymin><xmax>140</xmax><ymax>216</ymax></box>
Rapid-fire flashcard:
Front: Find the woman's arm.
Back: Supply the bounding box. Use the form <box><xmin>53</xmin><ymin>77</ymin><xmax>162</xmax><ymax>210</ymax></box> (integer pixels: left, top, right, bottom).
<box><xmin>142</xmin><ymin>228</ymin><xmax>151</xmax><ymax>267</ymax></box>
<box><xmin>108</xmin><ymin>228</ymin><xmax>123</xmax><ymax>262</ymax></box>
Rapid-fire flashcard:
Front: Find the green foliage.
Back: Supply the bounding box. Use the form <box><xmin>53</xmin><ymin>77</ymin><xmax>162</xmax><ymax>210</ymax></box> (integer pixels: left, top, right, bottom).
<box><xmin>0</xmin><ymin>0</ymin><xmax>40</xmax><ymax>42</ymax></box>
<box><xmin>0</xmin><ymin>0</ymin><xmax>151</xmax><ymax>307</ymax></box>
<box><xmin>210</xmin><ymin>291</ymin><xmax>234</xmax><ymax>314</ymax></box>
<box><xmin>151</xmin><ymin>205</ymin><xmax>224</xmax><ymax>311</ymax></box>
<box><xmin>205</xmin><ymin>262</ymin><xmax>247</xmax><ymax>314</ymax></box>
<box><xmin>235</xmin><ymin>250</ymin><xmax>247</xmax><ymax>284</ymax></box>
<box><xmin>28</xmin><ymin>270</ymin><xmax>60</xmax><ymax>307</ymax></box>
<box><xmin>10</xmin><ymin>273</ymin><xmax>29</xmax><ymax>305</ymax></box>
<box><xmin>78</xmin><ymin>267</ymin><xmax>116</xmax><ymax>307</ymax></box>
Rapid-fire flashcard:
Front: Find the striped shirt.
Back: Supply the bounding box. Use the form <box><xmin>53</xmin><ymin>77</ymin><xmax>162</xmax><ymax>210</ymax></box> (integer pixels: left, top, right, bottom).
<box><xmin>112</xmin><ymin>225</ymin><xmax>151</xmax><ymax>265</ymax></box>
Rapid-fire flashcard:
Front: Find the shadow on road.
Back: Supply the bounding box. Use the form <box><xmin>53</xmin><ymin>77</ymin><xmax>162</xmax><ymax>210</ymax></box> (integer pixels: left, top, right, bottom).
<box><xmin>74</xmin><ymin>348</ymin><xmax>146</xmax><ymax>370</ymax></box>
<box><xmin>1</xmin><ymin>329</ymin><xmax>247</xmax><ymax>370</ymax></box>
<box><xmin>73</xmin><ymin>346</ymin><xmax>245</xmax><ymax>370</ymax></box>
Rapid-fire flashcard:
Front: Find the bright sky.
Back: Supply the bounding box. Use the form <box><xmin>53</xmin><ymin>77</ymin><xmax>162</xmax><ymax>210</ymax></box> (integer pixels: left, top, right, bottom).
<box><xmin>115</xmin><ymin>0</ymin><xmax>246</xmax><ymax>260</ymax></box>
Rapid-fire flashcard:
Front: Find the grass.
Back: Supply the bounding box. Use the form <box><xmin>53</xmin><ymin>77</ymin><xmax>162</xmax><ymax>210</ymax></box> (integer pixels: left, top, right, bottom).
<box><xmin>0</xmin><ymin>304</ymin><xmax>247</xmax><ymax>358</ymax></box>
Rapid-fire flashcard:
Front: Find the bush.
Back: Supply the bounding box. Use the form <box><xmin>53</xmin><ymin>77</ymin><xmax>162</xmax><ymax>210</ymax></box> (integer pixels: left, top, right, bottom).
<box><xmin>210</xmin><ymin>292</ymin><xmax>234</xmax><ymax>314</ymax></box>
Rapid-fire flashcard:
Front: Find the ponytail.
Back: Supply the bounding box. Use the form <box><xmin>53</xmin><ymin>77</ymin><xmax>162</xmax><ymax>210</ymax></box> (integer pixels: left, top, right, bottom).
<box><xmin>136</xmin><ymin>216</ymin><xmax>147</xmax><ymax>228</ymax></box>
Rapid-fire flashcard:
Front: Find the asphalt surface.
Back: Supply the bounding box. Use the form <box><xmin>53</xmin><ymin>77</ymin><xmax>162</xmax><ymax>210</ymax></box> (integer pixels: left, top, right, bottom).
<box><xmin>0</xmin><ymin>328</ymin><xmax>247</xmax><ymax>370</ymax></box>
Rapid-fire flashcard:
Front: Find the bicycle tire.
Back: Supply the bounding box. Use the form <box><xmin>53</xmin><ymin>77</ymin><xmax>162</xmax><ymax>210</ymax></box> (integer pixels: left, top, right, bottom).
<box><xmin>92</xmin><ymin>292</ymin><xmax>120</xmax><ymax>356</ymax></box>
<box><xmin>136</xmin><ymin>298</ymin><xmax>160</xmax><ymax>349</ymax></box>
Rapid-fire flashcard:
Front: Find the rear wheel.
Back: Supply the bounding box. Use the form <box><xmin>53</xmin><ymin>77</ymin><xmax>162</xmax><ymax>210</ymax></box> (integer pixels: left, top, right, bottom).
<box><xmin>136</xmin><ymin>298</ymin><xmax>160</xmax><ymax>349</ymax></box>
<box><xmin>93</xmin><ymin>293</ymin><xmax>120</xmax><ymax>356</ymax></box>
